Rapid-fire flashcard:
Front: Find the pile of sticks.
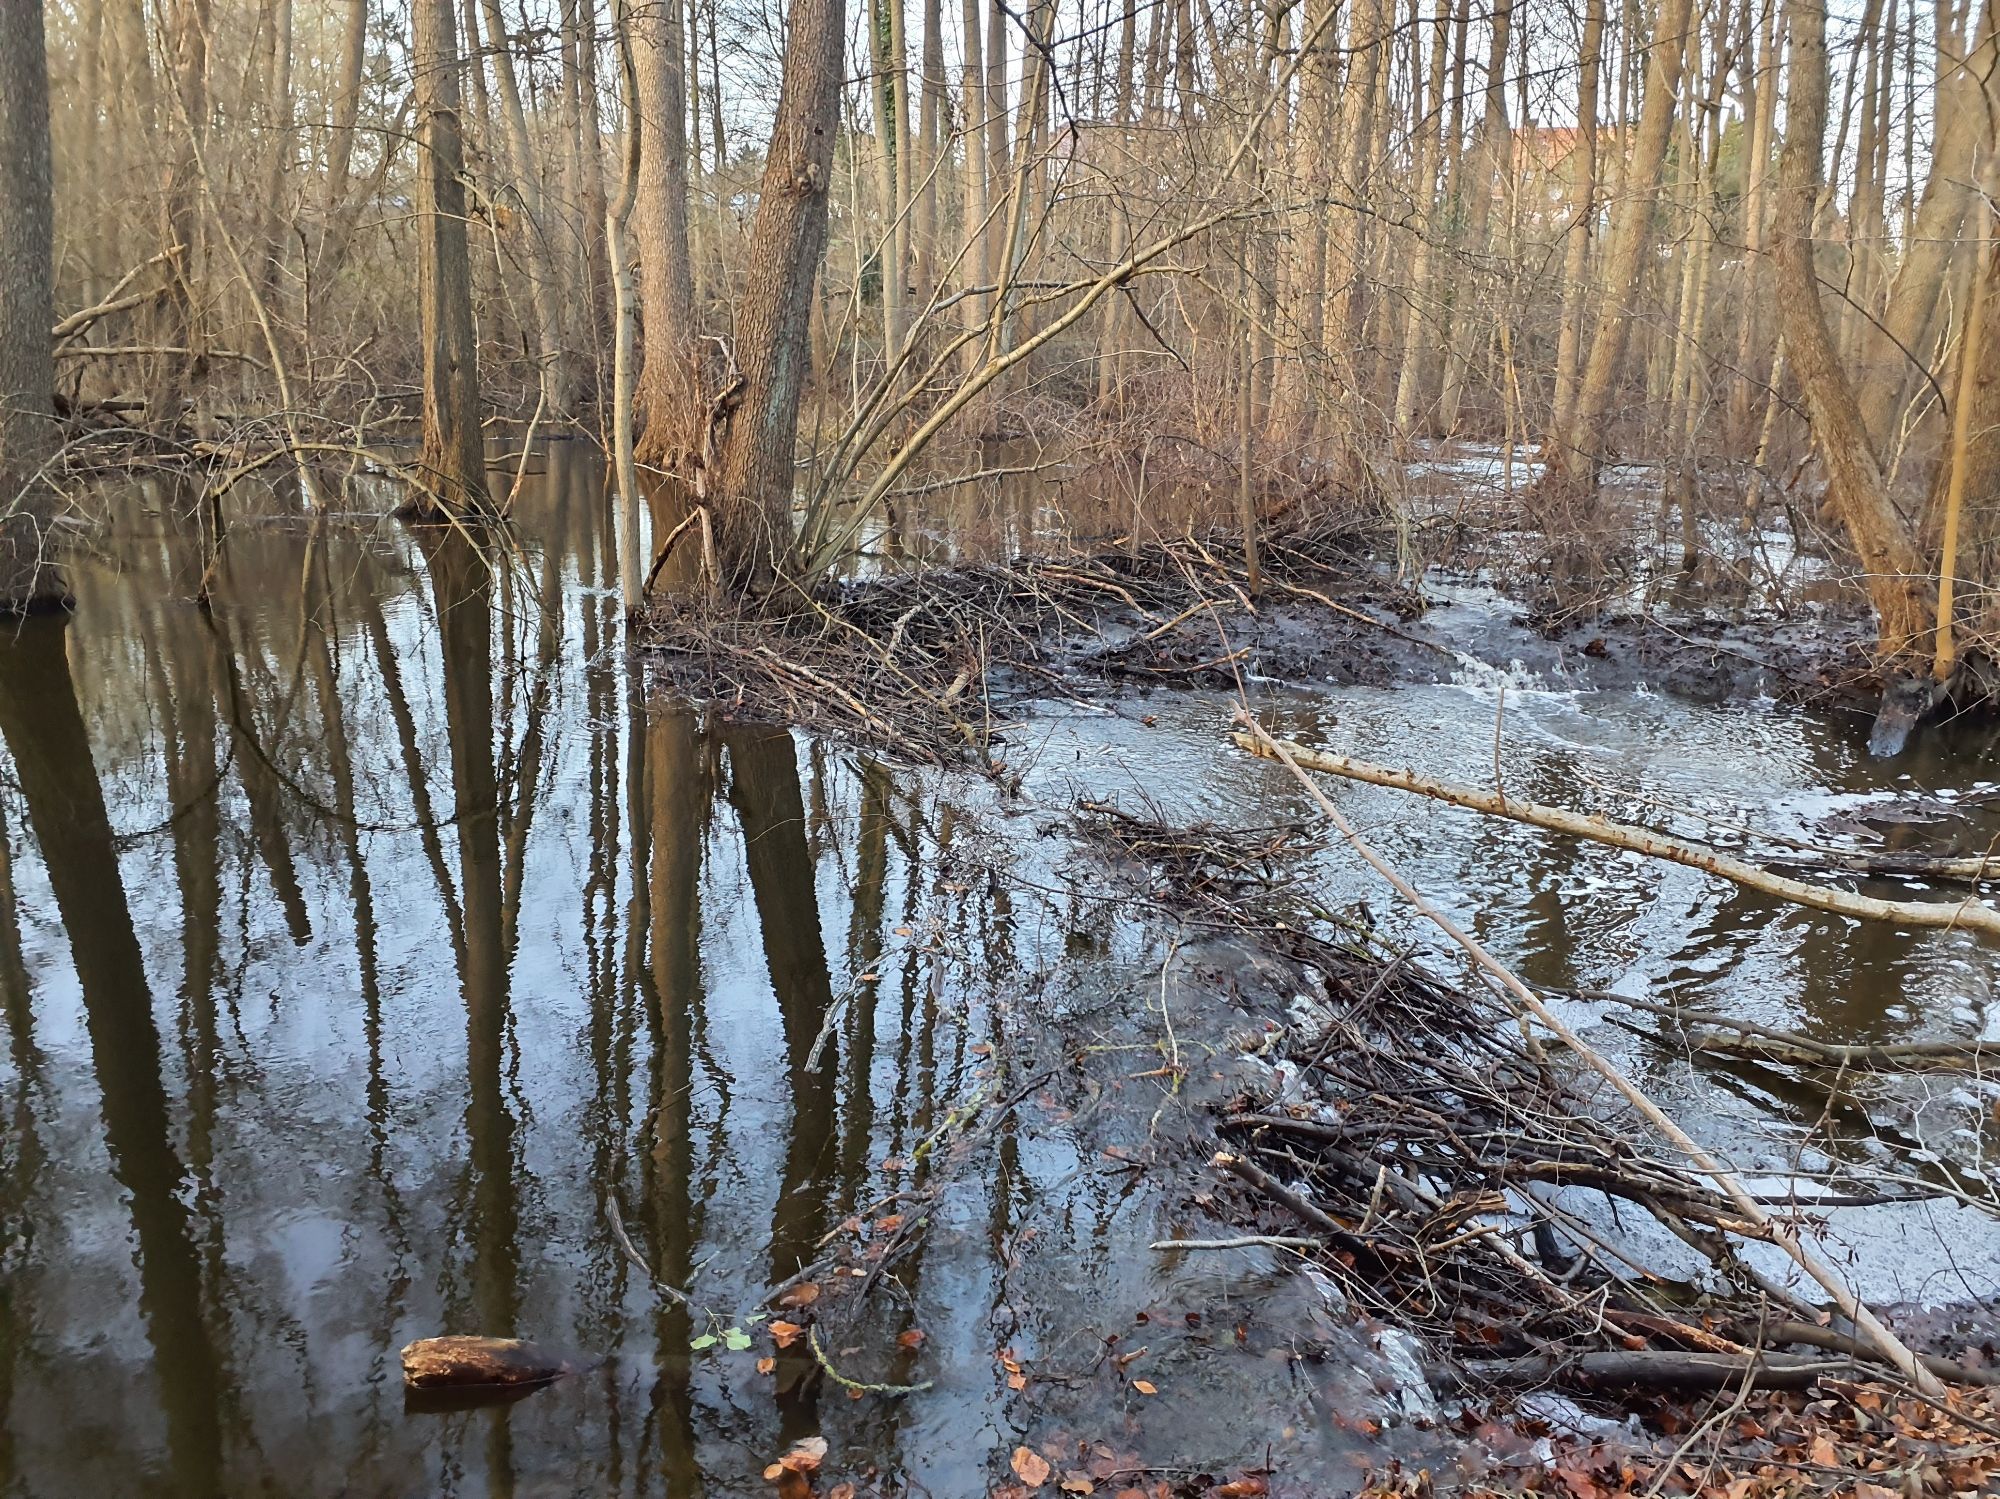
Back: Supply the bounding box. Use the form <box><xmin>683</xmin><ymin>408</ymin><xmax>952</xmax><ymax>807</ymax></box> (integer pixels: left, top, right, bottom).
<box><xmin>1076</xmin><ymin>801</ymin><xmax>1998</xmax><ymax>1399</ymax></box>
<box><xmin>638</xmin><ymin>513</ymin><xmax>1396</xmax><ymax>763</ymax></box>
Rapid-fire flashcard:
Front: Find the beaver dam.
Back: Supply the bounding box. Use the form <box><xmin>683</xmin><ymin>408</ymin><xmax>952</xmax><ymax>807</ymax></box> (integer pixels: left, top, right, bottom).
<box><xmin>3</xmin><ymin>454</ymin><xmax>2000</xmax><ymax>1499</ymax></box>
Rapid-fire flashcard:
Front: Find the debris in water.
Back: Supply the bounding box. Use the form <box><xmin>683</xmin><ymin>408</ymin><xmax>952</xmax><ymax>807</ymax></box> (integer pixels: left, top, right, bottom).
<box><xmin>399</xmin><ymin>1334</ymin><xmax>581</xmax><ymax>1392</ymax></box>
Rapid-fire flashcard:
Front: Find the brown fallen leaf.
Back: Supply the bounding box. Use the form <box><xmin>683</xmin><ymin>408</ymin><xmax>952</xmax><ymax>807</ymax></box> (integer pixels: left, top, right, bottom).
<box><xmin>1130</xmin><ymin>1380</ymin><xmax>1157</xmax><ymax>1396</ymax></box>
<box><xmin>897</xmin><ymin>1328</ymin><xmax>926</xmax><ymax>1349</ymax></box>
<box><xmin>1009</xmin><ymin>1372</ymin><xmax>1028</xmax><ymax>1391</ymax></box>
<box><xmin>777</xmin><ymin>1282</ymin><xmax>821</xmax><ymax>1309</ymax></box>
<box><xmin>1059</xmin><ymin>1473</ymin><xmax>1095</xmax><ymax>1494</ymax></box>
<box><xmin>1012</xmin><ymin>1446</ymin><xmax>1053</xmax><ymax>1488</ymax></box>
<box><xmin>1211</xmin><ymin>1479</ymin><xmax>1266</xmax><ymax>1499</ymax></box>
<box><xmin>756</xmin><ymin>1357</ymin><xmax>777</xmax><ymax>1375</ymax></box>
<box><xmin>770</xmin><ymin>1320</ymin><xmax>806</xmax><ymax>1349</ymax></box>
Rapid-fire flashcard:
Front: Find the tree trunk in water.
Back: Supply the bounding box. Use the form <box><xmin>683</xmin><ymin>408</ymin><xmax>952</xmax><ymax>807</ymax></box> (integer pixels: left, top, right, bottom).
<box><xmin>0</xmin><ymin>0</ymin><xmax>65</xmax><ymax>611</ymax></box>
<box><xmin>1772</xmin><ymin>0</ymin><xmax>1932</xmax><ymax>663</ymax></box>
<box><xmin>1555</xmin><ymin>0</ymin><xmax>1697</xmax><ymax>482</ymax></box>
<box><xmin>712</xmin><ymin>0</ymin><xmax>845</xmax><ymax>582</ymax></box>
<box><xmin>633</xmin><ymin>0</ymin><xmax>703</xmax><ymax>470</ymax></box>
<box><xmin>413</xmin><ymin>0</ymin><xmax>491</xmax><ymax>513</ymax></box>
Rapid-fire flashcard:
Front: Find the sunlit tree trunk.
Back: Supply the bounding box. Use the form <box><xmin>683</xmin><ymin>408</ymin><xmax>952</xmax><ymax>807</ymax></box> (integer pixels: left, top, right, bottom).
<box><xmin>1773</xmin><ymin>0</ymin><xmax>1932</xmax><ymax>660</ymax></box>
<box><xmin>1550</xmin><ymin>0</ymin><xmax>1604</xmax><ymax>434</ymax></box>
<box><xmin>1855</xmin><ymin>0</ymin><xmax>1995</xmax><ymax>457</ymax></box>
<box><xmin>1555</xmin><ymin>0</ymin><xmax>1697</xmax><ymax>481</ymax></box>
<box><xmin>1437</xmin><ymin>0</ymin><xmax>1512</xmax><ymax>435</ymax></box>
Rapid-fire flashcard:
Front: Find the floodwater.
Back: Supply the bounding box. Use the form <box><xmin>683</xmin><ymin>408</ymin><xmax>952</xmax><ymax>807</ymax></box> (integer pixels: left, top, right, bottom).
<box><xmin>2</xmin><ymin>448</ymin><xmax>1998</xmax><ymax>1496</ymax></box>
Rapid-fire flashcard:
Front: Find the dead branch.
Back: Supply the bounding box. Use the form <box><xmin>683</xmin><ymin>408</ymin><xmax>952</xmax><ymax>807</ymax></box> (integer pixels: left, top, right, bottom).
<box><xmin>1233</xmin><ymin>711</ymin><xmax>1948</xmax><ymax>1397</ymax></box>
<box><xmin>1230</xmin><ymin>733</ymin><xmax>2000</xmax><ymax>939</ymax></box>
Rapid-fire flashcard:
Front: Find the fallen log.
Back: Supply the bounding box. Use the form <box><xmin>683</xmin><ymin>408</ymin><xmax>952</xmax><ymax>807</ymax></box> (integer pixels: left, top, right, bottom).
<box><xmin>400</xmin><ymin>1335</ymin><xmax>585</xmax><ymax>1391</ymax></box>
<box><xmin>1437</xmin><ymin>1349</ymin><xmax>1861</xmax><ymax>1392</ymax></box>
<box><xmin>1228</xmin><ymin>732</ymin><xmax>2000</xmax><ymax>939</ymax></box>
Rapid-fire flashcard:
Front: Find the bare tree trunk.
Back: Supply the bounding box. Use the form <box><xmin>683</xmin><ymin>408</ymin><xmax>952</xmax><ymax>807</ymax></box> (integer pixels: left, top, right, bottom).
<box><xmin>476</xmin><ymin>0</ymin><xmax>574</xmax><ymax>416</ymax></box>
<box><xmin>712</xmin><ymin>0</ymin><xmax>845</xmax><ymax>581</ymax></box>
<box><xmin>1550</xmin><ymin>0</ymin><xmax>1605</xmax><ymax>433</ymax></box>
<box><xmin>633</xmin><ymin>0</ymin><xmax>701</xmax><ymax>467</ymax></box>
<box><xmin>609</xmin><ymin>0</ymin><xmax>645</xmax><ymax>612</ymax></box>
<box><xmin>1728</xmin><ymin>0</ymin><xmax>1781</xmax><ymax>445</ymax></box>
<box><xmin>1856</xmin><ymin>0</ymin><xmax>1996</xmax><ymax>456</ymax></box>
<box><xmin>959</xmin><ymin>0</ymin><xmax>992</xmax><ymax>333</ymax></box>
<box><xmin>1555</xmin><ymin>0</ymin><xmax>1697</xmax><ymax>481</ymax></box>
<box><xmin>325</xmin><ymin>0</ymin><xmax>370</xmax><ymax>220</ymax></box>
<box><xmin>1773</xmin><ymin>0</ymin><xmax>1932</xmax><ymax>661</ymax></box>
<box><xmin>0</xmin><ymin>0</ymin><xmax>64</xmax><ymax>610</ymax></box>
<box><xmin>916</xmin><ymin>0</ymin><xmax>944</xmax><ymax>296</ymax></box>
<box><xmin>1273</xmin><ymin>0</ymin><xmax>1336</xmax><ymax>437</ymax></box>
<box><xmin>413</xmin><ymin>0</ymin><xmax>491</xmax><ymax>511</ymax></box>
<box><xmin>1437</xmin><ymin>0</ymin><xmax>1512</xmax><ymax>435</ymax></box>
<box><xmin>1393</xmin><ymin>0</ymin><xmax>1451</xmax><ymax>432</ymax></box>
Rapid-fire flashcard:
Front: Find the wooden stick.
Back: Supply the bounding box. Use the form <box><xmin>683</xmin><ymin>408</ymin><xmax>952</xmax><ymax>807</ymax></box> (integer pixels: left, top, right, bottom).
<box><xmin>1229</xmin><ymin>732</ymin><xmax>2000</xmax><ymax>939</ymax></box>
<box><xmin>1233</xmin><ymin>712</ymin><xmax>1948</xmax><ymax>1397</ymax></box>
<box><xmin>1564</xmin><ymin>988</ymin><xmax>1997</xmax><ymax>1070</ymax></box>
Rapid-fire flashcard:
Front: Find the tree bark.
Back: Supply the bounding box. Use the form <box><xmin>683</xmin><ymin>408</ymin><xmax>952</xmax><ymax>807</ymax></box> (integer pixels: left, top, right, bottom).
<box><xmin>0</xmin><ymin>0</ymin><xmax>64</xmax><ymax>610</ymax></box>
<box><xmin>1555</xmin><ymin>0</ymin><xmax>1698</xmax><ymax>479</ymax></box>
<box><xmin>413</xmin><ymin>0</ymin><xmax>492</xmax><ymax>512</ymax></box>
<box><xmin>1232</xmin><ymin>733</ymin><xmax>2000</xmax><ymax>935</ymax></box>
<box><xmin>1772</xmin><ymin>0</ymin><xmax>1932</xmax><ymax>660</ymax></box>
<box><xmin>476</xmin><ymin>0</ymin><xmax>576</xmax><ymax>416</ymax></box>
<box><xmin>712</xmin><ymin>0</ymin><xmax>845</xmax><ymax>581</ymax></box>
<box><xmin>633</xmin><ymin>0</ymin><xmax>702</xmax><ymax>468</ymax></box>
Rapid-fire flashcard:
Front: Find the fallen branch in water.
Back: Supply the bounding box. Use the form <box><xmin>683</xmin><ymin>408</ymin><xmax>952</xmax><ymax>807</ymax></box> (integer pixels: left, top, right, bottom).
<box><xmin>1435</xmin><ymin>1349</ymin><xmax>1863</xmax><ymax>1393</ymax></box>
<box><xmin>1232</xmin><ymin>712</ymin><xmax>1948</xmax><ymax>1397</ymax></box>
<box><xmin>1228</xmin><ymin>732</ymin><xmax>2000</xmax><ymax>939</ymax></box>
<box><xmin>1574</xmin><ymin>989</ymin><xmax>1997</xmax><ymax>1072</ymax></box>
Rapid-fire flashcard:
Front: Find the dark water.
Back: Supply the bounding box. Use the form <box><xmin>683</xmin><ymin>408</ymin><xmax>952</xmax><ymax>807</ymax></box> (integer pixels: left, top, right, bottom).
<box><xmin>0</xmin><ymin>451</ymin><xmax>1120</xmax><ymax>1496</ymax></box>
<box><xmin>5</xmin><ymin>450</ymin><xmax>2000</xmax><ymax>1496</ymax></box>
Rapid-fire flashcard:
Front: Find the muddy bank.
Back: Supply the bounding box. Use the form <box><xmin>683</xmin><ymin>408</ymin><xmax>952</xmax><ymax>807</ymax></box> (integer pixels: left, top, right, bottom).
<box><xmin>639</xmin><ymin>518</ymin><xmax>1904</xmax><ymax>773</ymax></box>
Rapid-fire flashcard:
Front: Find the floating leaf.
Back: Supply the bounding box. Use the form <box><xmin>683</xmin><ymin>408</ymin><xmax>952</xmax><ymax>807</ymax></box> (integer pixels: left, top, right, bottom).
<box><xmin>689</xmin><ymin>1333</ymin><xmax>718</xmax><ymax>1351</ymax></box>
<box><xmin>778</xmin><ymin>1282</ymin><xmax>821</xmax><ymax>1309</ymax></box>
<box><xmin>1010</xmin><ymin>1447</ymin><xmax>1052</xmax><ymax>1488</ymax></box>
<box><xmin>1131</xmin><ymin>1379</ymin><xmax>1157</xmax><ymax>1395</ymax></box>
<box><xmin>756</xmin><ymin>1356</ymin><xmax>776</xmax><ymax>1375</ymax></box>
<box><xmin>723</xmin><ymin>1329</ymin><xmax>754</xmax><ymax>1351</ymax></box>
<box><xmin>770</xmin><ymin>1319</ymin><xmax>805</xmax><ymax>1349</ymax></box>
